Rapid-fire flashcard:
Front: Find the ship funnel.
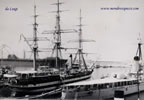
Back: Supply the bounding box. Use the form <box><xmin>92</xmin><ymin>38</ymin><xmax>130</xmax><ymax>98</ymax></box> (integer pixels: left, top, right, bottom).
<box><xmin>134</xmin><ymin>56</ymin><xmax>140</xmax><ymax>61</ymax></box>
<box><xmin>69</xmin><ymin>54</ymin><xmax>73</xmax><ymax>67</ymax></box>
<box><xmin>133</xmin><ymin>56</ymin><xmax>140</xmax><ymax>73</ymax></box>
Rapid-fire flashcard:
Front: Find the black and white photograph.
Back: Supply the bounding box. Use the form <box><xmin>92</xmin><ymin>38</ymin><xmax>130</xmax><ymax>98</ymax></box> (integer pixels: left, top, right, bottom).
<box><xmin>0</xmin><ymin>0</ymin><xmax>144</xmax><ymax>100</ymax></box>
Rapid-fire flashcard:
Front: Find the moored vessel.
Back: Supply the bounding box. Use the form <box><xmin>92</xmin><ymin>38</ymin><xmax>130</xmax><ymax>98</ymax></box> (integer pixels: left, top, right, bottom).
<box><xmin>62</xmin><ymin>38</ymin><xmax>144</xmax><ymax>100</ymax></box>
<box><xmin>2</xmin><ymin>0</ymin><xmax>94</xmax><ymax>98</ymax></box>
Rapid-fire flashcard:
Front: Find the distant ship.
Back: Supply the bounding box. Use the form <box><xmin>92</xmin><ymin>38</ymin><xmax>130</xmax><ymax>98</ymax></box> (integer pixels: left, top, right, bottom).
<box><xmin>62</xmin><ymin>39</ymin><xmax>144</xmax><ymax>99</ymax></box>
<box><xmin>2</xmin><ymin>0</ymin><xmax>93</xmax><ymax>99</ymax></box>
<box><xmin>0</xmin><ymin>57</ymin><xmax>67</xmax><ymax>70</ymax></box>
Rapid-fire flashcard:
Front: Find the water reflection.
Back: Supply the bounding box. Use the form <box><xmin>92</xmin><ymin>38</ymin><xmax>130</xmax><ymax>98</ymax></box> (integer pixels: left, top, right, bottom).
<box><xmin>125</xmin><ymin>92</ymin><xmax>144</xmax><ymax>100</ymax></box>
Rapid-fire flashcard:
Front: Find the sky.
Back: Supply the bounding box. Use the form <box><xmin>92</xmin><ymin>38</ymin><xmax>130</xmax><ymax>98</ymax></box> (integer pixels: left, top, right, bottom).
<box><xmin>0</xmin><ymin>0</ymin><xmax>144</xmax><ymax>62</ymax></box>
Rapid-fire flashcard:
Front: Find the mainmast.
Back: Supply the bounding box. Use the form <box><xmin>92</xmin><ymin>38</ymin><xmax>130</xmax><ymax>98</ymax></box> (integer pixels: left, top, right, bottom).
<box><xmin>52</xmin><ymin>0</ymin><xmax>63</xmax><ymax>68</ymax></box>
<box><xmin>33</xmin><ymin>5</ymin><xmax>38</xmax><ymax>71</ymax></box>
<box><xmin>43</xmin><ymin>0</ymin><xmax>77</xmax><ymax>68</ymax></box>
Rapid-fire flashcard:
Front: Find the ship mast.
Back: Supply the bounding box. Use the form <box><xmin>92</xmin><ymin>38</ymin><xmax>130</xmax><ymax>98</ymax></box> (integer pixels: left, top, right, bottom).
<box><xmin>20</xmin><ymin>3</ymin><xmax>48</xmax><ymax>70</ymax></box>
<box><xmin>78</xmin><ymin>9</ymin><xmax>82</xmax><ymax>68</ymax></box>
<box><xmin>52</xmin><ymin>0</ymin><xmax>63</xmax><ymax>68</ymax></box>
<box><xmin>55</xmin><ymin>0</ymin><xmax>61</xmax><ymax>68</ymax></box>
<box><xmin>134</xmin><ymin>34</ymin><xmax>143</xmax><ymax>100</ymax></box>
<box><xmin>42</xmin><ymin>0</ymin><xmax>77</xmax><ymax>69</ymax></box>
<box><xmin>33</xmin><ymin>4</ymin><xmax>38</xmax><ymax>71</ymax></box>
<box><xmin>73</xmin><ymin>10</ymin><xmax>88</xmax><ymax>70</ymax></box>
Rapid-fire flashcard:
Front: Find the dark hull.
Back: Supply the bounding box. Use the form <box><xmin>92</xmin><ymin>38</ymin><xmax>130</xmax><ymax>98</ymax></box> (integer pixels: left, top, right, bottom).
<box><xmin>4</xmin><ymin>70</ymin><xmax>93</xmax><ymax>98</ymax></box>
<box><xmin>0</xmin><ymin>81</ymin><xmax>4</xmax><ymax>88</ymax></box>
<box><xmin>27</xmin><ymin>88</ymin><xmax>62</xmax><ymax>99</ymax></box>
<box><xmin>62</xmin><ymin>70</ymin><xmax>93</xmax><ymax>84</ymax></box>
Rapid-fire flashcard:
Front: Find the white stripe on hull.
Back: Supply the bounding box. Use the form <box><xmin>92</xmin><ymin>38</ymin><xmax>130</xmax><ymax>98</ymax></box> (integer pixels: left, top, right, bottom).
<box><xmin>28</xmin><ymin>88</ymin><xmax>62</xmax><ymax>99</ymax></box>
<box><xmin>63</xmin><ymin>74</ymin><xmax>91</xmax><ymax>83</ymax></box>
<box><xmin>10</xmin><ymin>80</ymin><xmax>60</xmax><ymax>88</ymax></box>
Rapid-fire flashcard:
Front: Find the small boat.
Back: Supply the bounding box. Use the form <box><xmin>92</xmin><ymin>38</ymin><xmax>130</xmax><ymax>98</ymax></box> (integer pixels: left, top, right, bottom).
<box><xmin>0</xmin><ymin>65</ymin><xmax>12</xmax><ymax>88</ymax></box>
<box><xmin>62</xmin><ymin>40</ymin><xmax>144</xmax><ymax>99</ymax></box>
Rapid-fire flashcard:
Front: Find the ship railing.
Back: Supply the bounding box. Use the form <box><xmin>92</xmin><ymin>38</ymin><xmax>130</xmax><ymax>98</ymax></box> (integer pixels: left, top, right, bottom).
<box><xmin>14</xmin><ymin>80</ymin><xmax>60</xmax><ymax>87</ymax></box>
<box><xmin>64</xmin><ymin>79</ymin><xmax>139</xmax><ymax>93</ymax></box>
<box><xmin>15</xmin><ymin>71</ymin><xmax>59</xmax><ymax>80</ymax></box>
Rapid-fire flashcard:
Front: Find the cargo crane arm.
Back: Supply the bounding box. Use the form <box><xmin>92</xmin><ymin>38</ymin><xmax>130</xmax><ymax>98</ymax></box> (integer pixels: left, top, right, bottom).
<box><xmin>20</xmin><ymin>34</ymin><xmax>33</xmax><ymax>51</ymax></box>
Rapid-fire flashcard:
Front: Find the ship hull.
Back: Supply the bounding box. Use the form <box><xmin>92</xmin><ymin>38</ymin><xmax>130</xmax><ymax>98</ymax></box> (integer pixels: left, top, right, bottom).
<box><xmin>62</xmin><ymin>71</ymin><xmax>93</xmax><ymax>84</ymax></box>
<box><xmin>63</xmin><ymin>82</ymin><xmax>144</xmax><ymax>99</ymax></box>
<box><xmin>3</xmin><ymin>70</ymin><xmax>93</xmax><ymax>98</ymax></box>
<box><xmin>9</xmin><ymin>82</ymin><xmax>61</xmax><ymax>97</ymax></box>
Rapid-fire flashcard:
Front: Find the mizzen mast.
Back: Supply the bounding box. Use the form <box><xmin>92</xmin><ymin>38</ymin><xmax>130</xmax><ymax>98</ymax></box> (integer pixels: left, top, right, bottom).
<box><xmin>73</xmin><ymin>10</ymin><xmax>88</xmax><ymax>70</ymax></box>
<box><xmin>78</xmin><ymin>9</ymin><xmax>83</xmax><ymax>68</ymax></box>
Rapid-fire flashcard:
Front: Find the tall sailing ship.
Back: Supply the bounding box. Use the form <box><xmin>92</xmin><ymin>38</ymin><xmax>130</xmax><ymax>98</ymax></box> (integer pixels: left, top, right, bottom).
<box><xmin>2</xmin><ymin>0</ymin><xmax>93</xmax><ymax>98</ymax></box>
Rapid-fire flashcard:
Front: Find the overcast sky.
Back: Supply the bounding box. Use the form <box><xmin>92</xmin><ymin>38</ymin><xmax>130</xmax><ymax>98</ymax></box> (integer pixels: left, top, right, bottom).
<box><xmin>0</xmin><ymin>0</ymin><xmax>144</xmax><ymax>62</ymax></box>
